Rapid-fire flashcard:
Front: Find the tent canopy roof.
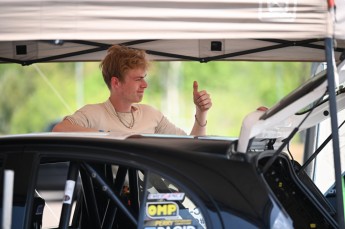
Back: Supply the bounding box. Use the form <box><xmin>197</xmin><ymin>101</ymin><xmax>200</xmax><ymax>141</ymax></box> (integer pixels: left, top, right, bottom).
<box><xmin>0</xmin><ymin>0</ymin><xmax>344</xmax><ymax>64</ymax></box>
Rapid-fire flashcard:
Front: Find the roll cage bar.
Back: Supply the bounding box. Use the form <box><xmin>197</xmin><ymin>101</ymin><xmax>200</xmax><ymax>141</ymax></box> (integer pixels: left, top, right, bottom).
<box><xmin>58</xmin><ymin>161</ymin><xmax>142</xmax><ymax>229</ymax></box>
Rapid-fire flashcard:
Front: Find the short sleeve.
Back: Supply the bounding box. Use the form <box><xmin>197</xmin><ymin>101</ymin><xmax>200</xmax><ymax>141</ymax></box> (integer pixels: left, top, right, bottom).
<box><xmin>155</xmin><ymin>116</ymin><xmax>187</xmax><ymax>135</ymax></box>
<box><xmin>63</xmin><ymin>103</ymin><xmax>104</xmax><ymax>128</ymax></box>
<box><xmin>64</xmin><ymin>110</ymin><xmax>91</xmax><ymax>128</ymax></box>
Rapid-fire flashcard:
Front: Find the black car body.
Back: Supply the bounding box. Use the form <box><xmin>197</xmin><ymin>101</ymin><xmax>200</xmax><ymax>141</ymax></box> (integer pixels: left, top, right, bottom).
<box><xmin>0</xmin><ymin>132</ymin><xmax>340</xmax><ymax>228</ymax></box>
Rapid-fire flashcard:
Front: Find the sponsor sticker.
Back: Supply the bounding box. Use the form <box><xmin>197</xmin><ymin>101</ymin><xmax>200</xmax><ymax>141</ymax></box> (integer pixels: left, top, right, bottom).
<box><xmin>63</xmin><ymin>180</ymin><xmax>75</xmax><ymax>204</ymax></box>
<box><xmin>148</xmin><ymin>193</ymin><xmax>185</xmax><ymax>201</ymax></box>
<box><xmin>145</xmin><ymin>219</ymin><xmax>192</xmax><ymax>226</ymax></box>
<box><xmin>258</xmin><ymin>0</ymin><xmax>297</xmax><ymax>22</ymax></box>
<box><xmin>146</xmin><ymin>202</ymin><xmax>179</xmax><ymax>219</ymax></box>
<box><xmin>144</xmin><ymin>226</ymin><xmax>196</xmax><ymax>229</ymax></box>
<box><xmin>188</xmin><ymin>208</ymin><xmax>206</xmax><ymax>229</ymax></box>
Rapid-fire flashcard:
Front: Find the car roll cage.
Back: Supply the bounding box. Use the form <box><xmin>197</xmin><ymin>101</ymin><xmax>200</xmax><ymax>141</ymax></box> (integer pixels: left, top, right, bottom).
<box><xmin>57</xmin><ymin>162</ymin><xmax>141</xmax><ymax>229</ymax></box>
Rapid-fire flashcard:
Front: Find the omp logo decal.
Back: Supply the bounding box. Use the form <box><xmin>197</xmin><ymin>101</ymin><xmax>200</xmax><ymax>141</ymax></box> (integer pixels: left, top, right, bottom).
<box><xmin>146</xmin><ymin>202</ymin><xmax>179</xmax><ymax>219</ymax></box>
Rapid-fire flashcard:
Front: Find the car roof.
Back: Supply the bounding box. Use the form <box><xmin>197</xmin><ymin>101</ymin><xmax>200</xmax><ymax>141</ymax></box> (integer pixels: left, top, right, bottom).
<box><xmin>0</xmin><ymin>133</ymin><xmax>234</xmax><ymax>155</ymax></box>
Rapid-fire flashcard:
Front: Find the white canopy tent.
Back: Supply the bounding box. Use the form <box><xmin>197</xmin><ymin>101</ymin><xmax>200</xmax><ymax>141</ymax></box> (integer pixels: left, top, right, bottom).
<box><xmin>0</xmin><ymin>0</ymin><xmax>344</xmax><ymax>64</ymax></box>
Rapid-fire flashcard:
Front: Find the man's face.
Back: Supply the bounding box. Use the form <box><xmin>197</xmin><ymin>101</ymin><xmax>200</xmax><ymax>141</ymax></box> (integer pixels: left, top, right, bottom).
<box><xmin>117</xmin><ymin>68</ymin><xmax>148</xmax><ymax>103</ymax></box>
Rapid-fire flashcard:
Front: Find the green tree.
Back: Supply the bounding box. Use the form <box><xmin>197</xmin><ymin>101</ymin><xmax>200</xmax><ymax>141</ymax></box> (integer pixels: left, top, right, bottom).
<box><xmin>0</xmin><ymin>64</ymin><xmax>36</xmax><ymax>133</ymax></box>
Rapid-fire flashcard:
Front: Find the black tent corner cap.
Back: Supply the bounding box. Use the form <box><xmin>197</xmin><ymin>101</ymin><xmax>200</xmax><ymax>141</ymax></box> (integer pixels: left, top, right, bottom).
<box><xmin>211</xmin><ymin>41</ymin><xmax>222</xmax><ymax>51</ymax></box>
<box><xmin>16</xmin><ymin>45</ymin><xmax>27</xmax><ymax>55</ymax></box>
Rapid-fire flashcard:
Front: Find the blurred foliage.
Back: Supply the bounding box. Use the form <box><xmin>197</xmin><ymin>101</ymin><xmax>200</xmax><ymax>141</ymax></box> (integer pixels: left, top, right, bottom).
<box><xmin>0</xmin><ymin>61</ymin><xmax>311</xmax><ymax>136</ymax></box>
<box><xmin>143</xmin><ymin>61</ymin><xmax>311</xmax><ymax>136</ymax></box>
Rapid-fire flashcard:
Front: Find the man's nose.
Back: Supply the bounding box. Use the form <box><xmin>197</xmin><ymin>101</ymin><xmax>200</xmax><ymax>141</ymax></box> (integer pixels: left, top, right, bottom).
<box><xmin>141</xmin><ymin>79</ymin><xmax>148</xmax><ymax>88</ymax></box>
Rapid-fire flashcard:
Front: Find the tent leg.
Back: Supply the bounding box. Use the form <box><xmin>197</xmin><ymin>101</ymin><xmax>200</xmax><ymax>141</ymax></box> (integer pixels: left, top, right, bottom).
<box><xmin>325</xmin><ymin>37</ymin><xmax>345</xmax><ymax>229</ymax></box>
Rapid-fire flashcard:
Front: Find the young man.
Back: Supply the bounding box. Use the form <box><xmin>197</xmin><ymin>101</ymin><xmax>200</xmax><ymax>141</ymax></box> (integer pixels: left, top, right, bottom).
<box><xmin>52</xmin><ymin>45</ymin><xmax>212</xmax><ymax>136</ymax></box>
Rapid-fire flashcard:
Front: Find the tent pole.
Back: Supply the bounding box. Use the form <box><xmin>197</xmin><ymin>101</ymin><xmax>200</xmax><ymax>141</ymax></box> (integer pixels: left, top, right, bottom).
<box><xmin>324</xmin><ymin>37</ymin><xmax>345</xmax><ymax>228</ymax></box>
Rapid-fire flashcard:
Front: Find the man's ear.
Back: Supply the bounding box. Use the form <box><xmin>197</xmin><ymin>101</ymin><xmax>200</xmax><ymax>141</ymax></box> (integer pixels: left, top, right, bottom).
<box><xmin>111</xmin><ymin>76</ymin><xmax>120</xmax><ymax>88</ymax></box>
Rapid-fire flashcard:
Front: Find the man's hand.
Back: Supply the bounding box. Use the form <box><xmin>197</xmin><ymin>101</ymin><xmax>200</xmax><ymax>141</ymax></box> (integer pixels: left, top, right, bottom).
<box><xmin>193</xmin><ymin>81</ymin><xmax>212</xmax><ymax>112</ymax></box>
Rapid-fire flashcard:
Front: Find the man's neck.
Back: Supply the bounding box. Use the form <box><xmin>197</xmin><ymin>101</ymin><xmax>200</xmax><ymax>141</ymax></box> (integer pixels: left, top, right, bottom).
<box><xmin>109</xmin><ymin>97</ymin><xmax>132</xmax><ymax>112</ymax></box>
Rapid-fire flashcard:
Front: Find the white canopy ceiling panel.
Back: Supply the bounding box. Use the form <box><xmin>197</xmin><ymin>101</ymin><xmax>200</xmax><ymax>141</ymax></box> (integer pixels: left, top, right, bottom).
<box><xmin>0</xmin><ymin>0</ymin><xmax>330</xmax><ymax>40</ymax></box>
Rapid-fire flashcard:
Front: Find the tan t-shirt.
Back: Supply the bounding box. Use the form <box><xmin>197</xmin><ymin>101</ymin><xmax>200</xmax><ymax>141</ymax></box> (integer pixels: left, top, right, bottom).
<box><xmin>65</xmin><ymin>99</ymin><xmax>187</xmax><ymax>136</ymax></box>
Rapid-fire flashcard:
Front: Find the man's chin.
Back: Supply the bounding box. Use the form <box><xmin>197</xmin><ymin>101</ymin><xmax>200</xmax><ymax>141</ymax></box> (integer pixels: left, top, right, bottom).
<box><xmin>136</xmin><ymin>95</ymin><xmax>144</xmax><ymax>102</ymax></box>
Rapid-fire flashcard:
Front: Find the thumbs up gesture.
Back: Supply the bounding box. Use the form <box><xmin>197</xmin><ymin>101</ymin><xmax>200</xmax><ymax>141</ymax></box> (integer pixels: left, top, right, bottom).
<box><xmin>193</xmin><ymin>81</ymin><xmax>212</xmax><ymax>112</ymax></box>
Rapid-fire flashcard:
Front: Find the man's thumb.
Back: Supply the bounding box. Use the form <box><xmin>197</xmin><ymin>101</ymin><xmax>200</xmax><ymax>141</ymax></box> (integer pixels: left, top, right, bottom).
<box><xmin>193</xmin><ymin>81</ymin><xmax>198</xmax><ymax>93</ymax></box>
